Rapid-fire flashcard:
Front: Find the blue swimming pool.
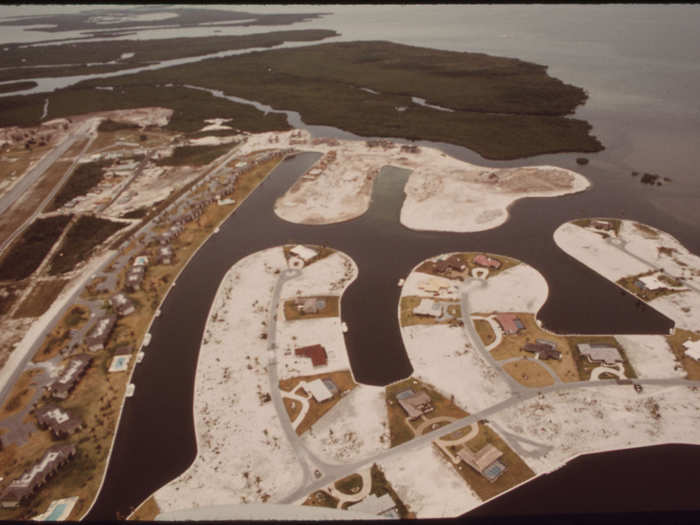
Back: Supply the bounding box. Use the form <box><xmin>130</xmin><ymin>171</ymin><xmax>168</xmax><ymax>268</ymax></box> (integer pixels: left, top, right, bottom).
<box><xmin>45</xmin><ymin>502</ymin><xmax>67</xmax><ymax>521</ymax></box>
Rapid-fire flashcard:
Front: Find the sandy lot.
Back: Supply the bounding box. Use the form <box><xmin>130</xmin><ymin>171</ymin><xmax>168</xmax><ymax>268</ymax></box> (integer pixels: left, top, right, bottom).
<box><xmin>233</xmin><ymin>129</ymin><xmax>589</xmax><ymax>230</ymax></box>
<box><xmin>615</xmin><ymin>335</ymin><xmax>684</xmax><ymax>379</ymax></box>
<box><xmin>490</xmin><ymin>384</ymin><xmax>700</xmax><ymax>476</ymax></box>
<box><xmin>152</xmin><ymin>247</ymin><xmax>303</xmax><ymax>512</ymax></box>
<box><xmin>380</xmin><ymin>441</ymin><xmax>482</xmax><ymax>518</ymax></box>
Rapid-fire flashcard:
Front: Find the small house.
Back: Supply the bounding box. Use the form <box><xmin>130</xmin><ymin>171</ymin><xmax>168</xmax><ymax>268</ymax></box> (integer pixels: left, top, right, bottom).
<box><xmin>494</xmin><ymin>313</ymin><xmax>525</xmax><ymax>335</ymax></box>
<box><xmin>577</xmin><ymin>343</ymin><xmax>623</xmax><ymax>365</ymax></box>
<box><xmin>396</xmin><ymin>389</ymin><xmax>434</xmax><ymax>420</ymax></box>
<box><xmin>523</xmin><ymin>342</ymin><xmax>562</xmax><ymax>360</ymax></box>
<box><xmin>294</xmin><ymin>344</ymin><xmax>328</xmax><ymax>367</ymax></box>
<box><xmin>473</xmin><ymin>254</ymin><xmax>502</xmax><ymax>269</ymax></box>
<box><xmin>305</xmin><ymin>378</ymin><xmax>335</xmax><ymax>403</ymax></box>
<box><xmin>458</xmin><ymin>443</ymin><xmax>506</xmax><ymax>482</ymax></box>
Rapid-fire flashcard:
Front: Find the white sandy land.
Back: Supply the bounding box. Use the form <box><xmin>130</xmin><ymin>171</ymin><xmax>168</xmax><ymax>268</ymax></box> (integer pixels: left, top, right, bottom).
<box><xmin>380</xmin><ymin>441</ymin><xmax>482</xmax><ymax>518</ymax></box>
<box><xmin>233</xmin><ymin>129</ymin><xmax>588</xmax><ymax>230</ymax></box>
<box><xmin>620</xmin><ymin>220</ymin><xmax>700</xmax><ymax>289</ymax></box>
<box><xmin>554</xmin><ymin>222</ymin><xmax>651</xmax><ymax>281</ymax></box>
<box><xmin>201</xmin><ymin>118</ymin><xmax>233</xmax><ymax>132</ymax></box>
<box><xmin>276</xmin><ymin>251</ymin><xmax>357</xmax><ymax>379</ymax></box>
<box><xmin>401</xmin><ymin>164</ymin><xmax>589</xmax><ymax>233</ymax></box>
<box><xmin>615</xmin><ymin>335</ymin><xmax>684</xmax><ymax>379</ymax></box>
<box><xmin>465</xmin><ymin>263</ymin><xmax>547</xmax><ymax>315</ymax></box>
<box><xmin>555</xmin><ymin>220</ymin><xmax>700</xmax><ymax>331</ymax></box>
<box><xmin>649</xmin><ymin>291</ymin><xmax>700</xmax><ymax>332</ymax></box>
<box><xmin>153</xmin><ymin>247</ymin><xmax>302</xmax><ymax>512</ymax></box>
<box><xmin>490</xmin><ymin>384</ymin><xmax>700</xmax><ymax>476</ymax></box>
<box><xmin>400</xmin><ymin>324</ymin><xmax>511</xmax><ymax>413</ymax></box>
<box><xmin>188</xmin><ymin>135</ymin><xmax>239</xmax><ymax>146</ymax></box>
<box><xmin>301</xmin><ymin>385</ymin><xmax>390</xmax><ymax>464</ymax></box>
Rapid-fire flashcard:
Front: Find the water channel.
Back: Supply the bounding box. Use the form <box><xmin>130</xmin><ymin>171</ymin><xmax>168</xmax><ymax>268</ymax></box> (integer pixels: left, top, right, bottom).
<box><xmin>86</xmin><ymin>145</ymin><xmax>691</xmax><ymax>519</ymax></box>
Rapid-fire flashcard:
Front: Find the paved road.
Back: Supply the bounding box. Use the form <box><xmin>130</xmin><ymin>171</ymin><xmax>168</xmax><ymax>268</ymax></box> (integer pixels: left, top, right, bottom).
<box><xmin>0</xmin><ymin>120</ymin><xmax>92</xmax><ymax>218</ymax></box>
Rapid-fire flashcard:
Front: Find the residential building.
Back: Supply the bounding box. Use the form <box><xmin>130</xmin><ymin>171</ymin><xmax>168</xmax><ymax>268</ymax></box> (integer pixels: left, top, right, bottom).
<box><xmin>591</xmin><ymin>220</ymin><xmax>614</xmax><ymax>231</ymax></box>
<box><xmin>295</xmin><ymin>344</ymin><xmax>328</xmax><ymax>367</ymax></box>
<box><xmin>494</xmin><ymin>313</ymin><xmax>525</xmax><ymax>335</ymax></box>
<box><xmin>396</xmin><ymin>389</ymin><xmax>434</xmax><ymax>420</ymax></box>
<box><xmin>125</xmin><ymin>266</ymin><xmax>145</xmax><ymax>292</ymax></box>
<box><xmin>157</xmin><ymin>245</ymin><xmax>174</xmax><ymax>265</ymax></box>
<box><xmin>523</xmin><ymin>342</ymin><xmax>562</xmax><ymax>360</ymax></box>
<box><xmin>85</xmin><ymin>315</ymin><xmax>117</xmax><ymax>352</ymax></box>
<box><xmin>0</xmin><ymin>445</ymin><xmax>76</xmax><ymax>508</ymax></box>
<box><xmin>457</xmin><ymin>443</ymin><xmax>506</xmax><ymax>481</ymax></box>
<box><xmin>34</xmin><ymin>405</ymin><xmax>83</xmax><ymax>439</ymax></box>
<box><xmin>412</xmin><ymin>298</ymin><xmax>444</xmax><ymax>318</ymax></box>
<box><xmin>473</xmin><ymin>254</ymin><xmax>502</xmax><ymax>269</ymax></box>
<box><xmin>46</xmin><ymin>355</ymin><xmax>92</xmax><ymax>400</ymax></box>
<box><xmin>295</xmin><ymin>297</ymin><xmax>325</xmax><ymax>315</ymax></box>
<box><xmin>577</xmin><ymin>343</ymin><xmax>623</xmax><ymax>365</ymax></box>
<box><xmin>433</xmin><ymin>254</ymin><xmax>466</xmax><ymax>274</ymax></box>
<box><xmin>289</xmin><ymin>245</ymin><xmax>318</xmax><ymax>262</ymax></box>
<box><xmin>110</xmin><ymin>293</ymin><xmax>135</xmax><ymax>317</ymax></box>
<box><xmin>304</xmin><ymin>378</ymin><xmax>334</xmax><ymax>403</ymax></box>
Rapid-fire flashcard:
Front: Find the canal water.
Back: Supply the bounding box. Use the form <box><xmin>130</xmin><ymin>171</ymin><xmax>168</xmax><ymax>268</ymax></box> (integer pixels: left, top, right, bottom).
<box><xmin>86</xmin><ymin>149</ymin><xmax>692</xmax><ymax>519</ymax></box>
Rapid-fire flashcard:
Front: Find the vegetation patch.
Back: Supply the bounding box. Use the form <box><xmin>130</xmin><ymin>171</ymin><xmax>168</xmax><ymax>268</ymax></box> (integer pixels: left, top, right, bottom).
<box><xmin>68</xmin><ymin>41</ymin><xmax>602</xmax><ymax>159</ymax></box>
<box><xmin>155</xmin><ymin>143</ymin><xmax>236</xmax><ymax>167</ymax></box>
<box><xmin>436</xmin><ymin>422</ymin><xmax>535</xmax><ymax>502</ymax></box>
<box><xmin>48</xmin><ymin>216</ymin><xmax>126</xmax><ymax>275</ymax></box>
<box><xmin>571</xmin><ymin>217</ymin><xmax>622</xmax><ymax>237</ymax></box>
<box><xmin>665</xmin><ymin>329</ymin><xmax>700</xmax><ymax>380</ymax></box>
<box><xmin>473</xmin><ymin>318</ymin><xmax>496</xmax><ymax>347</ymax></box>
<box><xmin>617</xmin><ymin>270</ymin><xmax>685</xmax><ymax>302</ymax></box>
<box><xmin>0</xmin><ymin>215</ymin><xmax>72</xmax><ymax>281</ymax></box>
<box><xmin>49</xmin><ymin>160</ymin><xmax>110</xmax><ymax>211</ymax></box>
<box><xmin>302</xmin><ymin>490</ymin><xmax>339</xmax><ymax>509</ymax></box>
<box><xmin>13</xmin><ymin>279</ymin><xmax>68</xmax><ymax>318</ymax></box>
<box><xmin>0</xmin><ymin>80</ymin><xmax>37</xmax><ymax>94</ymax></box>
<box><xmin>399</xmin><ymin>295</ymin><xmax>462</xmax><ymax>327</ymax></box>
<box><xmin>0</xmin><ymin>368</ymin><xmax>40</xmax><ymax>419</ymax></box>
<box><xmin>128</xmin><ymin>495</ymin><xmax>160</xmax><ymax>521</ymax></box>
<box><xmin>385</xmin><ymin>377</ymin><xmax>467</xmax><ymax>448</ymax></box>
<box><xmin>365</xmin><ymin>463</ymin><xmax>413</xmax><ymax>518</ymax></box>
<box><xmin>97</xmin><ymin>119</ymin><xmax>139</xmax><ymax>133</ymax></box>
<box><xmin>567</xmin><ymin>334</ymin><xmax>637</xmax><ymax>380</ymax></box>
<box><xmin>502</xmin><ymin>359</ymin><xmax>556</xmax><ymax>388</ymax></box>
<box><xmin>0</xmin><ymin>284</ymin><xmax>25</xmax><ymax>317</ymax></box>
<box><xmin>485</xmin><ymin>313</ymin><xmax>580</xmax><ymax>382</ymax></box>
<box><xmin>279</xmin><ymin>370</ymin><xmax>356</xmax><ymax>435</ymax></box>
<box><xmin>282</xmin><ymin>295</ymin><xmax>339</xmax><ymax>321</ymax></box>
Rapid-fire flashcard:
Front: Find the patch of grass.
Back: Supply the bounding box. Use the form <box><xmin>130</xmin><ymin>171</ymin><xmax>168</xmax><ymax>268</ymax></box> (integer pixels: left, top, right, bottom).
<box><xmin>0</xmin><ymin>368</ymin><xmax>40</xmax><ymax>418</ymax></box>
<box><xmin>128</xmin><ymin>495</ymin><xmax>160</xmax><ymax>521</ymax></box>
<box><xmin>0</xmin><ymin>215</ymin><xmax>72</xmax><ymax>281</ymax></box>
<box><xmin>279</xmin><ymin>370</ymin><xmax>356</xmax><ymax>435</ymax></box>
<box><xmin>49</xmin><ymin>160</ymin><xmax>110</xmax><ymax>211</ymax></box>
<box><xmin>282</xmin><ymin>244</ymin><xmax>336</xmax><ymax>267</ymax></box>
<box><xmin>399</xmin><ymin>295</ymin><xmax>462</xmax><ymax>327</ymax></box>
<box><xmin>120</xmin><ymin>207</ymin><xmax>151</xmax><ymax>219</ymax></box>
<box><xmin>155</xmin><ymin>143</ymin><xmax>236</xmax><ymax>167</ymax></box>
<box><xmin>302</xmin><ymin>490</ymin><xmax>339</xmax><ymax>509</ymax></box>
<box><xmin>666</xmin><ymin>329</ymin><xmax>700</xmax><ymax>380</ymax></box>
<box><xmin>567</xmin><ymin>335</ymin><xmax>637</xmax><ymax>380</ymax></box>
<box><xmin>0</xmin><ymin>80</ymin><xmax>37</xmax><ymax>94</ymax></box>
<box><xmin>13</xmin><ymin>279</ymin><xmax>68</xmax><ymax>318</ymax></box>
<box><xmin>0</xmin><ymin>284</ymin><xmax>25</xmax><ymax>317</ymax></box>
<box><xmin>416</xmin><ymin>252</ymin><xmax>520</xmax><ymax>280</ymax></box>
<box><xmin>334</xmin><ymin>473</ymin><xmax>363</xmax><ymax>495</ymax></box>
<box><xmin>97</xmin><ymin>119</ymin><xmax>139</xmax><ymax>133</ymax></box>
<box><xmin>633</xmin><ymin>221</ymin><xmax>660</xmax><ymax>238</ymax></box>
<box><xmin>48</xmin><ymin>216</ymin><xmax>126</xmax><ymax>275</ymax></box>
<box><xmin>484</xmin><ymin>313</ymin><xmax>580</xmax><ymax>383</ymax></box>
<box><xmin>502</xmin><ymin>359</ymin><xmax>556</xmax><ymax>388</ymax></box>
<box><xmin>474</xmin><ymin>318</ymin><xmax>496</xmax><ymax>346</ymax></box>
<box><xmin>365</xmin><ymin>463</ymin><xmax>413</xmax><ymax>518</ymax></box>
<box><xmin>437</xmin><ymin>422</ymin><xmax>535</xmax><ymax>502</ymax></box>
<box><xmin>282</xmin><ymin>295</ymin><xmax>339</xmax><ymax>321</ymax></box>
<box><xmin>617</xmin><ymin>270</ymin><xmax>684</xmax><ymax>302</ymax></box>
<box><xmin>385</xmin><ymin>377</ymin><xmax>467</xmax><ymax>448</ymax></box>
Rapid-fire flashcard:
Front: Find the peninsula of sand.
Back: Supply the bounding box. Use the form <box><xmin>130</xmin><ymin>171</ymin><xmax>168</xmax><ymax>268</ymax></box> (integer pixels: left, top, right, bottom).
<box><xmin>256</xmin><ymin>130</ymin><xmax>588</xmax><ymax>231</ymax></box>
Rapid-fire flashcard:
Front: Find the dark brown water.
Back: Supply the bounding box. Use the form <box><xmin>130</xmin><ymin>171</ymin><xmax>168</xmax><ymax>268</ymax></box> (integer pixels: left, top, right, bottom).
<box><xmin>85</xmin><ymin>150</ymin><xmax>698</xmax><ymax>520</ymax></box>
